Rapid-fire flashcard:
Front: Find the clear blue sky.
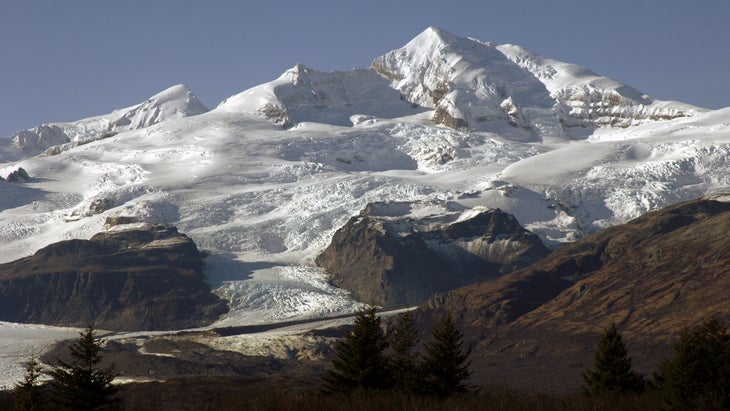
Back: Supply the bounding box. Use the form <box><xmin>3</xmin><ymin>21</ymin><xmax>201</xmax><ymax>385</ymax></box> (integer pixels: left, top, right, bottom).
<box><xmin>1</xmin><ymin>0</ymin><xmax>729</xmax><ymax>137</ymax></box>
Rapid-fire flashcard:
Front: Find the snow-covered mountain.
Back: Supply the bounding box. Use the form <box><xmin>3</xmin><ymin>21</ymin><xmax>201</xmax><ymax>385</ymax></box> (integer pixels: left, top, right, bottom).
<box><xmin>496</xmin><ymin>42</ymin><xmax>699</xmax><ymax>129</ymax></box>
<box><xmin>0</xmin><ymin>84</ymin><xmax>208</xmax><ymax>160</ymax></box>
<box><xmin>216</xmin><ymin>27</ymin><xmax>700</xmax><ymax>142</ymax></box>
<box><xmin>373</xmin><ymin>27</ymin><xmax>700</xmax><ymax>141</ymax></box>
<box><xmin>216</xmin><ymin>64</ymin><xmax>424</xmax><ymax>128</ymax></box>
<box><xmin>0</xmin><ymin>26</ymin><xmax>728</xmax><ymax>337</ymax></box>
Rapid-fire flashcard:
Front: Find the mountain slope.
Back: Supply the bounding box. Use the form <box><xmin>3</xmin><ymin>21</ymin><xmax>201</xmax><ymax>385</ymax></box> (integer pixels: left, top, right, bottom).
<box><xmin>0</xmin><ymin>27</ymin><xmax>728</xmax><ymax>329</ymax></box>
<box><xmin>496</xmin><ymin>43</ymin><xmax>699</xmax><ymax>129</ymax></box>
<box><xmin>1</xmin><ymin>84</ymin><xmax>209</xmax><ymax>160</ymax></box>
<box><xmin>216</xmin><ymin>64</ymin><xmax>424</xmax><ymax>128</ymax></box>
<box><xmin>413</xmin><ymin>196</ymin><xmax>730</xmax><ymax>392</ymax></box>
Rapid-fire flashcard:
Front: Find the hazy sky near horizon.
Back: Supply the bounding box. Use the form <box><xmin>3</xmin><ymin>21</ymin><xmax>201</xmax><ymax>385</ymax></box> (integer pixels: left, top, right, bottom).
<box><xmin>1</xmin><ymin>0</ymin><xmax>728</xmax><ymax>137</ymax></box>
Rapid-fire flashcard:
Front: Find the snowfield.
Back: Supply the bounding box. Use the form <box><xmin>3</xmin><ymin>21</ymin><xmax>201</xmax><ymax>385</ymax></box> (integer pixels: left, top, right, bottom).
<box><xmin>1</xmin><ymin>27</ymin><xmax>729</xmax><ymax>385</ymax></box>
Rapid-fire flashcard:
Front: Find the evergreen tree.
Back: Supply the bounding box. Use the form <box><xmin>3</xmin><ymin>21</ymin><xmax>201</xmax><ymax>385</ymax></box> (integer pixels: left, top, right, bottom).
<box><xmin>47</xmin><ymin>325</ymin><xmax>119</xmax><ymax>410</ymax></box>
<box><xmin>14</xmin><ymin>356</ymin><xmax>46</xmax><ymax>411</ymax></box>
<box><xmin>390</xmin><ymin>311</ymin><xmax>420</xmax><ymax>393</ymax></box>
<box><xmin>322</xmin><ymin>305</ymin><xmax>391</xmax><ymax>393</ymax></box>
<box><xmin>582</xmin><ymin>323</ymin><xmax>644</xmax><ymax>395</ymax></box>
<box><xmin>655</xmin><ymin>315</ymin><xmax>730</xmax><ymax>410</ymax></box>
<box><xmin>419</xmin><ymin>312</ymin><xmax>472</xmax><ymax>397</ymax></box>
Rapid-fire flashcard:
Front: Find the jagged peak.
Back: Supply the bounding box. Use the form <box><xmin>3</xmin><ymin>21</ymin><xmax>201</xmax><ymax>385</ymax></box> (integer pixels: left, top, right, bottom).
<box><xmin>412</xmin><ymin>26</ymin><xmax>460</xmax><ymax>45</ymax></box>
<box><xmin>279</xmin><ymin>63</ymin><xmax>320</xmax><ymax>84</ymax></box>
<box><xmin>396</xmin><ymin>26</ymin><xmax>481</xmax><ymax>58</ymax></box>
<box><xmin>373</xmin><ymin>27</ymin><xmax>556</xmax><ymax>139</ymax></box>
<box><xmin>148</xmin><ymin>83</ymin><xmax>194</xmax><ymax>102</ymax></box>
<box><xmin>285</xmin><ymin>63</ymin><xmax>313</xmax><ymax>75</ymax></box>
<box><xmin>138</xmin><ymin>83</ymin><xmax>209</xmax><ymax>114</ymax></box>
<box><xmin>152</xmin><ymin>83</ymin><xmax>193</xmax><ymax>97</ymax></box>
<box><xmin>372</xmin><ymin>28</ymin><xmax>700</xmax><ymax>137</ymax></box>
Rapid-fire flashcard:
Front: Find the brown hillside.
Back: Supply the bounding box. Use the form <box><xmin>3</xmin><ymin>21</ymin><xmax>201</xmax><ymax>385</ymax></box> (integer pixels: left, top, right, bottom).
<box><xmin>415</xmin><ymin>197</ymin><xmax>730</xmax><ymax>393</ymax></box>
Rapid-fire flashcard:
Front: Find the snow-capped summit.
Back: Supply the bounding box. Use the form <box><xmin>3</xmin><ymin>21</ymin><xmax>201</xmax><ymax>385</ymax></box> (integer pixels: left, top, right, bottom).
<box><xmin>216</xmin><ymin>63</ymin><xmax>422</xmax><ymax>127</ymax></box>
<box><xmin>373</xmin><ymin>27</ymin><xmax>700</xmax><ymax>140</ymax></box>
<box><xmin>373</xmin><ymin>27</ymin><xmax>556</xmax><ymax>140</ymax></box>
<box><xmin>136</xmin><ymin>84</ymin><xmax>209</xmax><ymax>124</ymax></box>
<box><xmin>2</xmin><ymin>84</ymin><xmax>208</xmax><ymax>159</ymax></box>
<box><xmin>214</xmin><ymin>27</ymin><xmax>700</xmax><ymax>141</ymax></box>
<box><xmin>495</xmin><ymin>43</ymin><xmax>701</xmax><ymax>129</ymax></box>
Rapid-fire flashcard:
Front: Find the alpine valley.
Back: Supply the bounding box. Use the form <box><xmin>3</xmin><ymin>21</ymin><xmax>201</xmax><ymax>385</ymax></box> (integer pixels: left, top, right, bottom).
<box><xmin>1</xmin><ymin>27</ymin><xmax>729</xmax><ymax>392</ymax></box>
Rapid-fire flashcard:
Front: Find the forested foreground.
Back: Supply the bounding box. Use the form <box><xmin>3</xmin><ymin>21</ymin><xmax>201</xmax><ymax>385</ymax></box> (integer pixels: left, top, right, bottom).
<box><xmin>0</xmin><ymin>378</ymin><xmax>665</xmax><ymax>411</ymax></box>
<box><xmin>121</xmin><ymin>387</ymin><xmax>663</xmax><ymax>411</ymax></box>
<box><xmin>1</xmin><ymin>310</ymin><xmax>729</xmax><ymax>410</ymax></box>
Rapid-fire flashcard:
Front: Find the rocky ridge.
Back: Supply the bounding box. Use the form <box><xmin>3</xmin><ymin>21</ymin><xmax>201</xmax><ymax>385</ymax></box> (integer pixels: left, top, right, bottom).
<box><xmin>316</xmin><ymin>201</ymin><xmax>550</xmax><ymax>307</ymax></box>
<box><xmin>0</xmin><ymin>223</ymin><xmax>227</xmax><ymax>331</ymax></box>
<box><xmin>0</xmin><ymin>167</ymin><xmax>30</xmax><ymax>182</ymax></box>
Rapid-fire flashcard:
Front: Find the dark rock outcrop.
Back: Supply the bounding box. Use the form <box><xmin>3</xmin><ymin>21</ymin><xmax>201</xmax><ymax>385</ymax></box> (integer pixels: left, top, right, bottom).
<box><xmin>0</xmin><ymin>224</ymin><xmax>227</xmax><ymax>331</ymax></box>
<box><xmin>1</xmin><ymin>167</ymin><xmax>30</xmax><ymax>182</ymax></box>
<box><xmin>411</xmin><ymin>196</ymin><xmax>730</xmax><ymax>393</ymax></box>
<box><xmin>316</xmin><ymin>202</ymin><xmax>550</xmax><ymax>307</ymax></box>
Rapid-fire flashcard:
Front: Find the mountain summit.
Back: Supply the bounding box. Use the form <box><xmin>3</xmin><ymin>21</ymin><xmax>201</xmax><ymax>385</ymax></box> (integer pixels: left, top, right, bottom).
<box><xmin>373</xmin><ymin>26</ymin><xmax>556</xmax><ymax>139</ymax></box>
<box><xmin>372</xmin><ymin>27</ymin><xmax>699</xmax><ymax>140</ymax></box>
<box><xmin>214</xmin><ymin>27</ymin><xmax>699</xmax><ymax>142</ymax></box>
<box><xmin>3</xmin><ymin>84</ymin><xmax>208</xmax><ymax>159</ymax></box>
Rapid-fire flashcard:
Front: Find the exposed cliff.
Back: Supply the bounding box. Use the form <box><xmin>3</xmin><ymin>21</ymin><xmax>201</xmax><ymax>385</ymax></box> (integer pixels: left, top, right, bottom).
<box><xmin>316</xmin><ymin>201</ymin><xmax>550</xmax><ymax>307</ymax></box>
<box><xmin>0</xmin><ymin>224</ymin><xmax>227</xmax><ymax>331</ymax></box>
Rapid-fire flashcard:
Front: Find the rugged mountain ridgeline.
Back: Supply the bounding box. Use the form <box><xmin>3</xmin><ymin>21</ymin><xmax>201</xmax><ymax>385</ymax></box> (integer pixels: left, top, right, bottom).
<box><xmin>3</xmin><ymin>26</ymin><xmax>730</xmax><ymax>397</ymax></box>
<box><xmin>3</xmin><ymin>84</ymin><xmax>208</xmax><ymax>159</ymax></box>
<box><xmin>228</xmin><ymin>27</ymin><xmax>698</xmax><ymax>139</ymax></box>
<box><xmin>0</xmin><ymin>223</ymin><xmax>226</xmax><ymax>331</ymax></box>
<box><xmin>366</xmin><ymin>26</ymin><xmax>695</xmax><ymax>137</ymax></box>
<box><xmin>410</xmin><ymin>196</ymin><xmax>730</xmax><ymax>392</ymax></box>
<box><xmin>1</xmin><ymin>27</ymin><xmax>726</xmax><ymax>323</ymax></box>
<box><xmin>317</xmin><ymin>201</ymin><xmax>550</xmax><ymax>307</ymax></box>
<box><xmin>0</xmin><ymin>167</ymin><xmax>30</xmax><ymax>182</ymax></box>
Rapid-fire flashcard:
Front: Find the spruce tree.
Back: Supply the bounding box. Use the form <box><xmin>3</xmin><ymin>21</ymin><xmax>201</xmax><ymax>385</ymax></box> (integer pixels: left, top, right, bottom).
<box><xmin>419</xmin><ymin>312</ymin><xmax>471</xmax><ymax>397</ymax></box>
<box><xmin>14</xmin><ymin>356</ymin><xmax>46</xmax><ymax>411</ymax></box>
<box><xmin>322</xmin><ymin>305</ymin><xmax>391</xmax><ymax>393</ymax></box>
<box><xmin>655</xmin><ymin>315</ymin><xmax>730</xmax><ymax>410</ymax></box>
<box><xmin>47</xmin><ymin>325</ymin><xmax>119</xmax><ymax>410</ymax></box>
<box><xmin>390</xmin><ymin>311</ymin><xmax>420</xmax><ymax>393</ymax></box>
<box><xmin>582</xmin><ymin>323</ymin><xmax>644</xmax><ymax>395</ymax></box>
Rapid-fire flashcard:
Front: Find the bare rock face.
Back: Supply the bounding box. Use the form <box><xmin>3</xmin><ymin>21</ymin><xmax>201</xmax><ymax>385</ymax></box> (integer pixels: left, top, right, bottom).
<box><xmin>0</xmin><ymin>224</ymin><xmax>227</xmax><ymax>331</ymax></box>
<box><xmin>1</xmin><ymin>167</ymin><xmax>30</xmax><ymax>182</ymax></box>
<box><xmin>412</xmin><ymin>197</ymin><xmax>730</xmax><ymax>393</ymax></box>
<box><xmin>316</xmin><ymin>201</ymin><xmax>550</xmax><ymax>307</ymax></box>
